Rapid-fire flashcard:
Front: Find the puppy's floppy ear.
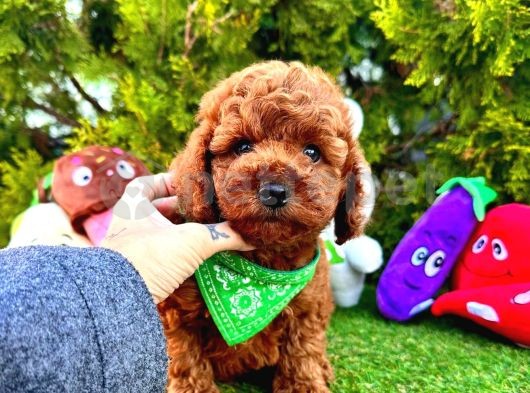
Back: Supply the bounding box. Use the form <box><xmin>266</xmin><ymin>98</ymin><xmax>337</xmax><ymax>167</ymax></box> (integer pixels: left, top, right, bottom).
<box><xmin>170</xmin><ymin>123</ymin><xmax>216</xmax><ymax>223</ymax></box>
<box><xmin>334</xmin><ymin>97</ymin><xmax>374</xmax><ymax>244</ymax></box>
<box><xmin>333</xmin><ymin>142</ymin><xmax>369</xmax><ymax>244</ymax></box>
<box><xmin>170</xmin><ymin>77</ymin><xmax>238</xmax><ymax>223</ymax></box>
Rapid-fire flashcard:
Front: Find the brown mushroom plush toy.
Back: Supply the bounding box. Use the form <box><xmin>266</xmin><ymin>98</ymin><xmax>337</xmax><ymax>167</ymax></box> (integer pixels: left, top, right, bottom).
<box><xmin>51</xmin><ymin>146</ymin><xmax>150</xmax><ymax>245</ymax></box>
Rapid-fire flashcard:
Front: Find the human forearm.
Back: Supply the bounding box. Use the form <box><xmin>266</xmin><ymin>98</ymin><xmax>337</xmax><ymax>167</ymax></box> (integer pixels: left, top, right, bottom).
<box><xmin>0</xmin><ymin>246</ymin><xmax>167</xmax><ymax>392</ymax></box>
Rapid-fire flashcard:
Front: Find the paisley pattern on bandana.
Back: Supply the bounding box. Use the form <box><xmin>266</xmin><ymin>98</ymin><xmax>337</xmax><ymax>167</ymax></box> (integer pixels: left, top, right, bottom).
<box><xmin>195</xmin><ymin>249</ymin><xmax>320</xmax><ymax>346</ymax></box>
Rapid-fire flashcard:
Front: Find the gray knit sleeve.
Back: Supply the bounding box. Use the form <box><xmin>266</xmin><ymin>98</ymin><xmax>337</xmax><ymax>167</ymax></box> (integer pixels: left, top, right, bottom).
<box><xmin>0</xmin><ymin>246</ymin><xmax>167</xmax><ymax>393</ymax></box>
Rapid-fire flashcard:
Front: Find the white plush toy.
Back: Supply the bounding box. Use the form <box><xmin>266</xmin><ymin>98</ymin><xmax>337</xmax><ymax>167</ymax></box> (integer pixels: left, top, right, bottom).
<box><xmin>321</xmin><ymin>98</ymin><xmax>384</xmax><ymax>308</ymax></box>
<box><xmin>8</xmin><ymin>203</ymin><xmax>91</xmax><ymax>248</ymax></box>
<box><xmin>323</xmin><ymin>224</ymin><xmax>383</xmax><ymax>307</ymax></box>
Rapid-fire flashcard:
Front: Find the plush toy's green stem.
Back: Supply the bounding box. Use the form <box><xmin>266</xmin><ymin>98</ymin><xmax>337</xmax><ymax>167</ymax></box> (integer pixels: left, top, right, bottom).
<box><xmin>324</xmin><ymin>239</ymin><xmax>345</xmax><ymax>265</ymax></box>
<box><xmin>436</xmin><ymin>177</ymin><xmax>497</xmax><ymax>222</ymax></box>
<box><xmin>30</xmin><ymin>172</ymin><xmax>54</xmax><ymax>206</ymax></box>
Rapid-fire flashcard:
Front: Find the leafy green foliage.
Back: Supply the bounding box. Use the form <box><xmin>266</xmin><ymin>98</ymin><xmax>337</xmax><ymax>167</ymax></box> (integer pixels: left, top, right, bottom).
<box><xmin>0</xmin><ymin>1</ymin><xmax>529</xmax><ymax>390</ymax></box>
<box><xmin>0</xmin><ymin>0</ymin><xmax>528</xmax><ymax>260</ymax></box>
<box><xmin>364</xmin><ymin>0</ymin><xmax>530</xmax><ymax>254</ymax></box>
<box><xmin>0</xmin><ymin>149</ymin><xmax>52</xmax><ymax>245</ymax></box>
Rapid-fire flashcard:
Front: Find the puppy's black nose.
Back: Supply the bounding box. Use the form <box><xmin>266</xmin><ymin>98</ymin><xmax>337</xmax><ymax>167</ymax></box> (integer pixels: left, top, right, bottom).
<box><xmin>258</xmin><ymin>183</ymin><xmax>289</xmax><ymax>209</ymax></box>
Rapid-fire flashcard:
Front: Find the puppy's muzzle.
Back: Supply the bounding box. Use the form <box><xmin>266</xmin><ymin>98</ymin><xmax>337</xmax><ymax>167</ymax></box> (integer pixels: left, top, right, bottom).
<box><xmin>258</xmin><ymin>182</ymin><xmax>289</xmax><ymax>209</ymax></box>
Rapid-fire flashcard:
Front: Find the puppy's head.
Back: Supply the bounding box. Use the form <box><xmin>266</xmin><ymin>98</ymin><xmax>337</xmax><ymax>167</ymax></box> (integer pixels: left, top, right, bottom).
<box><xmin>171</xmin><ymin>61</ymin><xmax>366</xmax><ymax>247</ymax></box>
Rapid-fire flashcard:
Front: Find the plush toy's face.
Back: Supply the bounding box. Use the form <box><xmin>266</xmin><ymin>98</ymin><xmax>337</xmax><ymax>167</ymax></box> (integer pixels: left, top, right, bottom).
<box><xmin>377</xmin><ymin>226</ymin><xmax>458</xmax><ymax>318</ymax></box>
<box><xmin>52</xmin><ymin>146</ymin><xmax>150</xmax><ymax>230</ymax></box>
<box><xmin>377</xmin><ymin>187</ymin><xmax>477</xmax><ymax>320</ymax></box>
<box><xmin>452</xmin><ymin>203</ymin><xmax>530</xmax><ymax>289</ymax></box>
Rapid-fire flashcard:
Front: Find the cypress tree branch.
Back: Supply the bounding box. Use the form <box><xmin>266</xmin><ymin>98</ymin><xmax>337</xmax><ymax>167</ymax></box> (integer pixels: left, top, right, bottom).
<box><xmin>157</xmin><ymin>0</ymin><xmax>168</xmax><ymax>64</ymax></box>
<box><xmin>183</xmin><ymin>1</ymin><xmax>198</xmax><ymax>57</ymax></box>
<box><xmin>183</xmin><ymin>1</ymin><xmax>236</xmax><ymax>57</ymax></box>
<box><xmin>22</xmin><ymin>126</ymin><xmax>67</xmax><ymax>159</ymax></box>
<box><xmin>51</xmin><ymin>53</ymin><xmax>107</xmax><ymax>115</ymax></box>
<box><xmin>26</xmin><ymin>98</ymin><xmax>81</xmax><ymax>128</ymax></box>
<box><xmin>183</xmin><ymin>0</ymin><xmax>235</xmax><ymax>57</ymax></box>
<box><xmin>211</xmin><ymin>10</ymin><xmax>235</xmax><ymax>34</ymax></box>
<box><xmin>69</xmin><ymin>76</ymin><xmax>108</xmax><ymax>114</ymax></box>
<box><xmin>385</xmin><ymin>115</ymin><xmax>456</xmax><ymax>156</ymax></box>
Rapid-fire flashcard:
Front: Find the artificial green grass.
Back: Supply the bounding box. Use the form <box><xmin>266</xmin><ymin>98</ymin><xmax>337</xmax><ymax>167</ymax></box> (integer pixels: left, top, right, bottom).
<box><xmin>220</xmin><ymin>285</ymin><xmax>530</xmax><ymax>392</ymax></box>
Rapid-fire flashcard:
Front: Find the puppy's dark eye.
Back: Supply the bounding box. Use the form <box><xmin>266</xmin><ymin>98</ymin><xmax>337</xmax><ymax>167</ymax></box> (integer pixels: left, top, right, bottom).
<box><xmin>303</xmin><ymin>144</ymin><xmax>320</xmax><ymax>162</ymax></box>
<box><xmin>234</xmin><ymin>140</ymin><xmax>253</xmax><ymax>155</ymax></box>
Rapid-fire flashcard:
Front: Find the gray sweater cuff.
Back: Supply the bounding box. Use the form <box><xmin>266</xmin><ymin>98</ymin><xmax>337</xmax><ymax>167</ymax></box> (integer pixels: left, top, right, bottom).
<box><xmin>60</xmin><ymin>246</ymin><xmax>169</xmax><ymax>392</ymax></box>
<box><xmin>0</xmin><ymin>246</ymin><xmax>167</xmax><ymax>392</ymax></box>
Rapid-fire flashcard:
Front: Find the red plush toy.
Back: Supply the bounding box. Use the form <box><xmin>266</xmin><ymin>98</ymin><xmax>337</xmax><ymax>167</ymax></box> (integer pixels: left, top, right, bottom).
<box><xmin>432</xmin><ymin>284</ymin><xmax>530</xmax><ymax>348</ymax></box>
<box><xmin>432</xmin><ymin>203</ymin><xmax>530</xmax><ymax>347</ymax></box>
<box><xmin>452</xmin><ymin>203</ymin><xmax>530</xmax><ymax>289</ymax></box>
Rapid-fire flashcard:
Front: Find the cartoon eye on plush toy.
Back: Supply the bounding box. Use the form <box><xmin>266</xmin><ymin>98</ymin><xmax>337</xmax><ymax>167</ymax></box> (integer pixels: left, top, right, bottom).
<box><xmin>432</xmin><ymin>203</ymin><xmax>530</xmax><ymax>347</ymax></box>
<box><xmin>52</xmin><ymin>146</ymin><xmax>150</xmax><ymax>245</ymax></box>
<box><xmin>376</xmin><ymin>177</ymin><xmax>497</xmax><ymax>322</ymax></box>
<box><xmin>451</xmin><ymin>203</ymin><xmax>530</xmax><ymax>289</ymax></box>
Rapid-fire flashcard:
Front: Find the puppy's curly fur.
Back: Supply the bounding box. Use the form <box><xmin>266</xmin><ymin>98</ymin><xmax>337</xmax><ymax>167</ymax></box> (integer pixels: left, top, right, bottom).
<box><xmin>158</xmin><ymin>61</ymin><xmax>367</xmax><ymax>393</ymax></box>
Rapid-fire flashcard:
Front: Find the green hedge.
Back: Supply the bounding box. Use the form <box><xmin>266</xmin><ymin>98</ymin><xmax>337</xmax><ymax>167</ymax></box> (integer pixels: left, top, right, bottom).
<box><xmin>1</xmin><ymin>0</ymin><xmax>528</xmax><ymax>250</ymax></box>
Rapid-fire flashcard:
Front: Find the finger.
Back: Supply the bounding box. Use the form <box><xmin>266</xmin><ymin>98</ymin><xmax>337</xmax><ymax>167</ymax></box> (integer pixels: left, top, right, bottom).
<box><xmin>125</xmin><ymin>173</ymin><xmax>174</xmax><ymax>202</ymax></box>
<box><xmin>113</xmin><ymin>173</ymin><xmax>174</xmax><ymax>225</ymax></box>
<box><xmin>153</xmin><ymin>196</ymin><xmax>179</xmax><ymax>220</ymax></box>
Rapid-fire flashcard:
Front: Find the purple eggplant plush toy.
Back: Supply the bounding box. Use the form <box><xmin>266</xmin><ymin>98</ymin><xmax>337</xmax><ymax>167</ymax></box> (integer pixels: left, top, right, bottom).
<box><xmin>376</xmin><ymin>177</ymin><xmax>497</xmax><ymax>322</ymax></box>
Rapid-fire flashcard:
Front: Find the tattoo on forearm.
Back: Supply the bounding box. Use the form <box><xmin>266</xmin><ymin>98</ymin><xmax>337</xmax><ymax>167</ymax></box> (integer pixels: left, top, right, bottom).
<box><xmin>106</xmin><ymin>227</ymin><xmax>127</xmax><ymax>240</ymax></box>
<box><xmin>206</xmin><ymin>224</ymin><xmax>230</xmax><ymax>241</ymax></box>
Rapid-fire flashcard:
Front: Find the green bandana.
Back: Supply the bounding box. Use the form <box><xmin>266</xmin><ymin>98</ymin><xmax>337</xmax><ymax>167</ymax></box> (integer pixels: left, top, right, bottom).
<box><xmin>195</xmin><ymin>249</ymin><xmax>320</xmax><ymax>346</ymax></box>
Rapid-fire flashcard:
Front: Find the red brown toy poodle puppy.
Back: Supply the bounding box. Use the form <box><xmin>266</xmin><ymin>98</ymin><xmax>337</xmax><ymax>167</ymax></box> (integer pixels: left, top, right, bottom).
<box><xmin>158</xmin><ymin>61</ymin><xmax>367</xmax><ymax>393</ymax></box>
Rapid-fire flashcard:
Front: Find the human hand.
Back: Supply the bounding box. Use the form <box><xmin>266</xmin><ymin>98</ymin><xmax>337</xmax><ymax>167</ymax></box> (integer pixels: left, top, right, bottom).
<box><xmin>101</xmin><ymin>173</ymin><xmax>254</xmax><ymax>304</ymax></box>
